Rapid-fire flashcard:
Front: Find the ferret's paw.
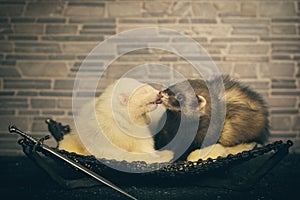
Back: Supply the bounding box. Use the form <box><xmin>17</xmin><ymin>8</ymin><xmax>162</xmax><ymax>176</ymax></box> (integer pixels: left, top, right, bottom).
<box><xmin>187</xmin><ymin>149</ymin><xmax>201</xmax><ymax>162</ymax></box>
<box><xmin>154</xmin><ymin>150</ymin><xmax>174</xmax><ymax>162</ymax></box>
<box><xmin>149</xmin><ymin>151</ymin><xmax>160</xmax><ymax>158</ymax></box>
<box><xmin>187</xmin><ymin>144</ymin><xmax>228</xmax><ymax>162</ymax></box>
<box><xmin>226</xmin><ymin>142</ymin><xmax>258</xmax><ymax>155</ymax></box>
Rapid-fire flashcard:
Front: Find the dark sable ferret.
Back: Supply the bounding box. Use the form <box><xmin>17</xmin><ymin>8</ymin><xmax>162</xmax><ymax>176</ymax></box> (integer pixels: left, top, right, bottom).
<box><xmin>154</xmin><ymin>76</ymin><xmax>269</xmax><ymax>161</ymax></box>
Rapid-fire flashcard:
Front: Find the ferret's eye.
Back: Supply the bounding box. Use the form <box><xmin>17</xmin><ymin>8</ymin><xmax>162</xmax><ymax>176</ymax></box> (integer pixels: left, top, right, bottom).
<box><xmin>176</xmin><ymin>93</ymin><xmax>185</xmax><ymax>102</ymax></box>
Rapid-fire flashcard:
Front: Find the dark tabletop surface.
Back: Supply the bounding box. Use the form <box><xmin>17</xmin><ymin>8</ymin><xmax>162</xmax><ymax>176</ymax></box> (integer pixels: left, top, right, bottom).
<box><xmin>1</xmin><ymin>154</ymin><xmax>299</xmax><ymax>200</ymax></box>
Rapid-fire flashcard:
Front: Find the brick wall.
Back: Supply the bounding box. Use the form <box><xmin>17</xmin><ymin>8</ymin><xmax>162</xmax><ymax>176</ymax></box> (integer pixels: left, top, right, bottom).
<box><xmin>0</xmin><ymin>0</ymin><xmax>299</xmax><ymax>155</ymax></box>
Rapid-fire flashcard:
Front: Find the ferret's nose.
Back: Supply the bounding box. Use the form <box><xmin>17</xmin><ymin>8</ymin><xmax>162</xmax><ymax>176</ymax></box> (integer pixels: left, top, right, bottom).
<box><xmin>157</xmin><ymin>91</ymin><xmax>163</xmax><ymax>99</ymax></box>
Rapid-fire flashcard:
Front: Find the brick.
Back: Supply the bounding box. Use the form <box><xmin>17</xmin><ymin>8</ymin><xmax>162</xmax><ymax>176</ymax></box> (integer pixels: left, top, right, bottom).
<box><xmin>48</xmin><ymin>55</ymin><xmax>75</xmax><ymax>60</ymax></box>
<box><xmin>0</xmin><ymin>98</ymin><xmax>28</xmax><ymax>108</ymax></box>
<box><xmin>119</xmin><ymin>18</ymin><xmax>157</xmax><ymax>24</ymax></box>
<box><xmin>65</xmin><ymin>5</ymin><xmax>104</xmax><ymax>17</ymax></box>
<box><xmin>80</xmin><ymin>30</ymin><xmax>116</xmax><ymax>35</ymax></box>
<box><xmin>42</xmin><ymin>36</ymin><xmax>104</xmax><ymax>42</ymax></box>
<box><xmin>19</xmin><ymin>62</ymin><xmax>68</xmax><ymax>77</ymax></box>
<box><xmin>192</xmin><ymin>3</ymin><xmax>216</xmax><ymax>18</ymax></box>
<box><xmin>271</xmin><ymin>116</ymin><xmax>291</xmax><ymax>131</ymax></box>
<box><xmin>203</xmin><ymin>44</ymin><xmax>226</xmax><ymax>54</ymax></box>
<box><xmin>266</xmin><ymin>97</ymin><xmax>297</xmax><ymax>108</ymax></box>
<box><xmin>15</xmin><ymin>42</ymin><xmax>61</xmax><ymax>53</ymax></box>
<box><xmin>0</xmin><ymin>18</ymin><xmax>9</xmax><ymax>23</ymax></box>
<box><xmin>143</xmin><ymin>1</ymin><xmax>169</xmax><ymax>16</ymax></box>
<box><xmin>272</xmin><ymin>44</ymin><xmax>300</xmax><ymax>54</ymax></box>
<box><xmin>214</xmin><ymin>2</ymin><xmax>238</xmax><ymax>14</ymax></box>
<box><xmin>31</xmin><ymin>121</ymin><xmax>49</xmax><ymax>132</ymax></box>
<box><xmin>229</xmin><ymin>44</ymin><xmax>269</xmax><ymax>54</ymax></box>
<box><xmin>75</xmin><ymin>91</ymin><xmax>100</xmax><ymax>97</ymax></box>
<box><xmin>272</xmin><ymin>18</ymin><xmax>300</xmax><ymax>23</ymax></box>
<box><xmin>62</xmin><ymin>41</ymin><xmax>92</xmax><ymax>53</ymax></box>
<box><xmin>8</xmin><ymin>35</ymin><xmax>38</xmax><ymax>40</ymax></box>
<box><xmin>180</xmin><ymin>37</ymin><xmax>208</xmax><ymax>43</ymax></box>
<box><xmin>77</xmin><ymin>54</ymin><xmax>114</xmax><ymax>61</ymax></box>
<box><xmin>272</xmin><ymin>79</ymin><xmax>296</xmax><ymax>89</ymax></box>
<box><xmin>41</xmin><ymin>110</ymin><xmax>65</xmax><ymax>116</ymax></box>
<box><xmin>157</xmin><ymin>19</ymin><xmax>176</xmax><ymax>24</ymax></box>
<box><xmin>233</xmin><ymin>63</ymin><xmax>257</xmax><ymax>78</ymax></box>
<box><xmin>168</xmin><ymin>2</ymin><xmax>191</xmax><ymax>17</ymax></box>
<box><xmin>25</xmin><ymin>2</ymin><xmax>64</xmax><ymax>16</ymax></box>
<box><xmin>293</xmin><ymin>116</ymin><xmax>300</xmax><ymax>131</ymax></box>
<box><xmin>225</xmin><ymin>56</ymin><xmax>268</xmax><ymax>62</ymax></box>
<box><xmin>260</xmin><ymin>2</ymin><xmax>296</xmax><ymax>17</ymax></box>
<box><xmin>0</xmin><ymin>1</ymin><xmax>26</xmax><ymax>5</ymax></box>
<box><xmin>37</xmin><ymin>18</ymin><xmax>66</xmax><ymax>23</ymax></box>
<box><xmin>11</xmin><ymin>17</ymin><xmax>35</xmax><ymax>23</ymax></box>
<box><xmin>0</xmin><ymin>116</ymin><xmax>31</xmax><ymax>132</ymax></box>
<box><xmin>241</xmin><ymin>2</ymin><xmax>257</xmax><ymax>16</ymax></box>
<box><xmin>271</xmin><ymin>109</ymin><xmax>298</xmax><ymax>115</ymax></box>
<box><xmin>0</xmin><ymin>110</ymin><xmax>15</xmax><ymax>115</ymax></box>
<box><xmin>191</xmin><ymin>18</ymin><xmax>217</xmax><ymax>24</ymax></box>
<box><xmin>0</xmin><ymin>60</ymin><xmax>16</xmax><ymax>66</ymax></box>
<box><xmin>73</xmin><ymin>61</ymin><xmax>104</xmax><ymax>68</ymax></box>
<box><xmin>46</xmin><ymin>25</ymin><xmax>78</xmax><ymax>35</ymax></box>
<box><xmin>13</xmin><ymin>24</ymin><xmax>43</xmax><ymax>34</ymax></box>
<box><xmin>0</xmin><ymin>5</ymin><xmax>24</xmax><ymax>16</ymax></box>
<box><xmin>211</xmin><ymin>37</ymin><xmax>257</xmax><ymax>43</ymax></box>
<box><xmin>0</xmin><ymin>23</ymin><xmax>12</xmax><ymax>34</ymax></box>
<box><xmin>0</xmin><ymin>68</ymin><xmax>21</xmax><ymax>77</ymax></box>
<box><xmin>177</xmin><ymin>18</ymin><xmax>189</xmax><ymax>24</ymax></box>
<box><xmin>0</xmin><ymin>91</ymin><xmax>15</xmax><ymax>96</ymax></box>
<box><xmin>272</xmin><ymin>55</ymin><xmax>292</xmax><ymax>61</ymax></box>
<box><xmin>117</xmin><ymin>44</ymin><xmax>149</xmax><ymax>55</ymax></box>
<box><xmin>260</xmin><ymin>63</ymin><xmax>295</xmax><ymax>78</ymax></box>
<box><xmin>40</xmin><ymin>91</ymin><xmax>72</xmax><ymax>97</ymax></box>
<box><xmin>6</xmin><ymin>54</ymin><xmax>48</xmax><ymax>60</ymax></box>
<box><xmin>215</xmin><ymin>62</ymin><xmax>232</xmax><ymax>75</ymax></box>
<box><xmin>271</xmin><ymin>25</ymin><xmax>297</xmax><ymax>35</ymax></box>
<box><xmin>261</xmin><ymin>37</ymin><xmax>300</xmax><ymax>42</ymax></box>
<box><xmin>0</xmin><ymin>42</ymin><xmax>13</xmax><ymax>52</ymax></box>
<box><xmin>19</xmin><ymin>110</ymin><xmax>39</xmax><ymax>115</ymax></box>
<box><xmin>82</xmin><ymin>25</ymin><xmax>115</xmax><ymax>29</ymax></box>
<box><xmin>31</xmin><ymin>99</ymin><xmax>56</xmax><ymax>108</ymax></box>
<box><xmin>17</xmin><ymin>91</ymin><xmax>38</xmax><ymax>96</ymax></box>
<box><xmin>80</xmin><ymin>24</ymin><xmax>115</xmax><ymax>35</ymax></box>
<box><xmin>222</xmin><ymin>18</ymin><xmax>269</xmax><ymax>25</ymax></box>
<box><xmin>172</xmin><ymin>63</ymin><xmax>206</xmax><ymax>78</ymax></box>
<box><xmin>192</xmin><ymin>25</ymin><xmax>232</xmax><ymax>36</ymax></box>
<box><xmin>232</xmin><ymin>26</ymin><xmax>268</xmax><ymax>36</ymax></box>
<box><xmin>109</xmin><ymin>2</ymin><xmax>142</xmax><ymax>17</ymax></box>
<box><xmin>69</xmin><ymin>18</ymin><xmax>115</xmax><ymax>24</ymax></box>
<box><xmin>271</xmin><ymin>91</ymin><xmax>300</xmax><ymax>96</ymax></box>
<box><xmin>242</xmin><ymin>81</ymin><xmax>269</xmax><ymax>90</ymax></box>
<box><xmin>4</xmin><ymin>79</ymin><xmax>51</xmax><ymax>89</ymax></box>
<box><xmin>57</xmin><ymin>99</ymin><xmax>72</xmax><ymax>109</ymax></box>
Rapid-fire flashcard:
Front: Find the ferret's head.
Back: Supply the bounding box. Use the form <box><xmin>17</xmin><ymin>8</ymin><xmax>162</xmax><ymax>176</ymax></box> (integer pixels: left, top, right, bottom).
<box><xmin>119</xmin><ymin>84</ymin><xmax>161</xmax><ymax>113</ymax></box>
<box><xmin>113</xmin><ymin>78</ymin><xmax>163</xmax><ymax>125</ymax></box>
<box><xmin>159</xmin><ymin>80</ymin><xmax>209</xmax><ymax>116</ymax></box>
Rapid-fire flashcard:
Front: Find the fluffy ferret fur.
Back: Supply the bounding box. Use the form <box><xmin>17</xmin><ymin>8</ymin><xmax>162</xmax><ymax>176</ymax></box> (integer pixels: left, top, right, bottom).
<box><xmin>59</xmin><ymin>78</ymin><xmax>173</xmax><ymax>164</ymax></box>
<box><xmin>155</xmin><ymin>76</ymin><xmax>269</xmax><ymax>161</ymax></box>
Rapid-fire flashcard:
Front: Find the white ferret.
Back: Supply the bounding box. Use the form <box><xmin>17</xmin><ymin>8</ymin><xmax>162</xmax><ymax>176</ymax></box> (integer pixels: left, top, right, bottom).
<box><xmin>59</xmin><ymin>78</ymin><xmax>173</xmax><ymax>164</ymax></box>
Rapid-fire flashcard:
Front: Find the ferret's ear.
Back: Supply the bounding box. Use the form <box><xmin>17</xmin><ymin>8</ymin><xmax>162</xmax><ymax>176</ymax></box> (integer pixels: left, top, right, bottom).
<box><xmin>196</xmin><ymin>95</ymin><xmax>206</xmax><ymax>110</ymax></box>
<box><xmin>119</xmin><ymin>93</ymin><xmax>129</xmax><ymax>105</ymax></box>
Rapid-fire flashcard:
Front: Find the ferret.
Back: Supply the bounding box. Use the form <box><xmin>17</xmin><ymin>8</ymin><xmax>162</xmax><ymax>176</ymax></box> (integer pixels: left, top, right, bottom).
<box><xmin>154</xmin><ymin>76</ymin><xmax>269</xmax><ymax>161</ymax></box>
<box><xmin>59</xmin><ymin>78</ymin><xmax>173</xmax><ymax>164</ymax></box>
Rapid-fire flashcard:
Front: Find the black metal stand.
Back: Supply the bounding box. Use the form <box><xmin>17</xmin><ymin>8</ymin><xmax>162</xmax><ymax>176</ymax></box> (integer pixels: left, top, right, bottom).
<box><xmin>8</xmin><ymin>119</ymin><xmax>293</xmax><ymax>197</ymax></box>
